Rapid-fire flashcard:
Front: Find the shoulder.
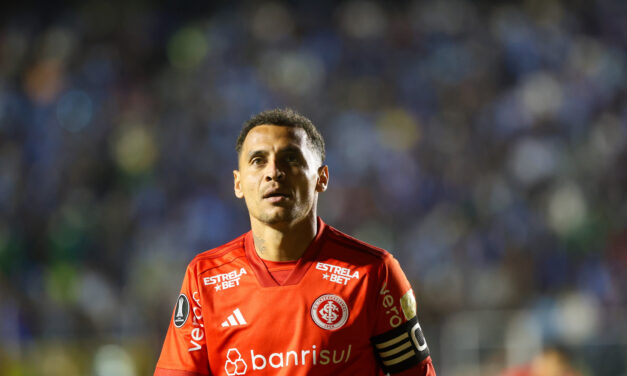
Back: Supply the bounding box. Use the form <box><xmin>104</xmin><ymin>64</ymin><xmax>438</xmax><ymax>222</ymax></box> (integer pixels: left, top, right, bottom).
<box><xmin>186</xmin><ymin>233</ymin><xmax>248</xmax><ymax>274</ymax></box>
<box><xmin>324</xmin><ymin>224</ymin><xmax>392</xmax><ymax>264</ymax></box>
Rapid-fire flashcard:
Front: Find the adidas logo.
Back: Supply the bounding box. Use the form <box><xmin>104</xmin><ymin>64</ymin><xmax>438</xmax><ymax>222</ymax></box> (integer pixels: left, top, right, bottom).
<box><xmin>221</xmin><ymin>308</ymin><xmax>247</xmax><ymax>327</ymax></box>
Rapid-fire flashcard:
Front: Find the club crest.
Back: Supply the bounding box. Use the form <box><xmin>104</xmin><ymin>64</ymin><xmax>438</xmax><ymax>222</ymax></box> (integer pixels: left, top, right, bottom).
<box><xmin>310</xmin><ymin>294</ymin><xmax>349</xmax><ymax>330</ymax></box>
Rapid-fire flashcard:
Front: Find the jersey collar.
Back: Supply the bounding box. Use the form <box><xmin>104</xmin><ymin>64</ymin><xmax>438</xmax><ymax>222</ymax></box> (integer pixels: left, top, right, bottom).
<box><xmin>244</xmin><ymin>217</ymin><xmax>327</xmax><ymax>287</ymax></box>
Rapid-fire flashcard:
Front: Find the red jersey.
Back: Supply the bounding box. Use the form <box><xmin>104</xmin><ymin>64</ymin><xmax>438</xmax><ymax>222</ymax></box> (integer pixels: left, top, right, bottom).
<box><xmin>155</xmin><ymin>218</ymin><xmax>436</xmax><ymax>376</ymax></box>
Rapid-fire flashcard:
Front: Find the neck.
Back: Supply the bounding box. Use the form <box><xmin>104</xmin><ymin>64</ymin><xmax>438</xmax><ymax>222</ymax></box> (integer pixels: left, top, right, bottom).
<box><xmin>250</xmin><ymin>215</ymin><xmax>318</xmax><ymax>261</ymax></box>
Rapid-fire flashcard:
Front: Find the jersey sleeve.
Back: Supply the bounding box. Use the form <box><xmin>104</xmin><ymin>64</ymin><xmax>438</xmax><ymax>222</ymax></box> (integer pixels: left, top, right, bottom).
<box><xmin>371</xmin><ymin>254</ymin><xmax>436</xmax><ymax>376</ymax></box>
<box><xmin>155</xmin><ymin>262</ymin><xmax>210</xmax><ymax>376</ymax></box>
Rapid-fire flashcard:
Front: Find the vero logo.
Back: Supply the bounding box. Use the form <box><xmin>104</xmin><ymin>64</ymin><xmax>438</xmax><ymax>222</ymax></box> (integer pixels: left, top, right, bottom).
<box><xmin>221</xmin><ymin>308</ymin><xmax>247</xmax><ymax>327</ymax></box>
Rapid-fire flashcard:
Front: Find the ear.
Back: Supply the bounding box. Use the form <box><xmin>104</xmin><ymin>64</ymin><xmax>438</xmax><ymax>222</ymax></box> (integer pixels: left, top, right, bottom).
<box><xmin>316</xmin><ymin>165</ymin><xmax>329</xmax><ymax>193</ymax></box>
<box><xmin>233</xmin><ymin>170</ymin><xmax>244</xmax><ymax>198</ymax></box>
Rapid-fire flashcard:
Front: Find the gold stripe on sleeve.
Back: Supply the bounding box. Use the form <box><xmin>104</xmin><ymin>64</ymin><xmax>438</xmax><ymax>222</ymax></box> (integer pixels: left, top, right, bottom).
<box><xmin>381</xmin><ymin>349</ymin><xmax>416</xmax><ymax>366</ymax></box>
<box><xmin>374</xmin><ymin>332</ymin><xmax>409</xmax><ymax>349</ymax></box>
<box><xmin>378</xmin><ymin>341</ymin><xmax>412</xmax><ymax>358</ymax></box>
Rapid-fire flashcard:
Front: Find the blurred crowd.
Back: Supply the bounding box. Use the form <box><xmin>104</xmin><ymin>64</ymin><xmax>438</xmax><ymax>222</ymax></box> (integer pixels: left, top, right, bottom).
<box><xmin>1</xmin><ymin>0</ymin><xmax>626</xmax><ymax>375</ymax></box>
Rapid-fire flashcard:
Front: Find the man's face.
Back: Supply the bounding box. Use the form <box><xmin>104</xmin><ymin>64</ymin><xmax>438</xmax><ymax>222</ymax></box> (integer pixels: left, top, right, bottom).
<box><xmin>233</xmin><ymin>125</ymin><xmax>328</xmax><ymax>226</ymax></box>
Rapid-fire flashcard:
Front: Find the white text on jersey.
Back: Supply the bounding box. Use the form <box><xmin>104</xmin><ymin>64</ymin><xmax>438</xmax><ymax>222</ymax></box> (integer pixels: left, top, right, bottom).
<box><xmin>224</xmin><ymin>344</ymin><xmax>352</xmax><ymax>373</ymax></box>
<box><xmin>189</xmin><ymin>291</ymin><xmax>205</xmax><ymax>352</ymax></box>
<box><xmin>315</xmin><ymin>262</ymin><xmax>360</xmax><ymax>285</ymax></box>
<box><xmin>204</xmin><ymin>268</ymin><xmax>247</xmax><ymax>291</ymax></box>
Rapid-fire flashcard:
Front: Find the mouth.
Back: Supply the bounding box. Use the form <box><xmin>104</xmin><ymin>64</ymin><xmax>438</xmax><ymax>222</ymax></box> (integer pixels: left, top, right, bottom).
<box><xmin>263</xmin><ymin>189</ymin><xmax>291</xmax><ymax>202</ymax></box>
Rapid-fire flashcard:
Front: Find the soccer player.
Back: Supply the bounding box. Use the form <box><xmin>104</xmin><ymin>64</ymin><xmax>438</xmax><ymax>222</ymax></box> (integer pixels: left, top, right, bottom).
<box><xmin>154</xmin><ymin>109</ymin><xmax>436</xmax><ymax>375</ymax></box>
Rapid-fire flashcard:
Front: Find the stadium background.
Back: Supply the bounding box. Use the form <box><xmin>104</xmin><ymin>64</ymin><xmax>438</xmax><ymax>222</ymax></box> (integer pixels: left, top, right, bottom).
<box><xmin>1</xmin><ymin>0</ymin><xmax>626</xmax><ymax>375</ymax></box>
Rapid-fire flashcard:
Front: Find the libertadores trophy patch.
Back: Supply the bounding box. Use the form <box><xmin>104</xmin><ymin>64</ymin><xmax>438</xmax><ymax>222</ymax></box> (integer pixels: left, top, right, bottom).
<box><xmin>310</xmin><ymin>294</ymin><xmax>349</xmax><ymax>330</ymax></box>
<box><xmin>173</xmin><ymin>293</ymin><xmax>190</xmax><ymax>328</ymax></box>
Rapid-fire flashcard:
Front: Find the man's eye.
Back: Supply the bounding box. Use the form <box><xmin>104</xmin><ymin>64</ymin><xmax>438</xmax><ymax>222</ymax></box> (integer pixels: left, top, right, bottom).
<box><xmin>286</xmin><ymin>155</ymin><xmax>298</xmax><ymax>164</ymax></box>
<box><xmin>251</xmin><ymin>158</ymin><xmax>264</xmax><ymax>165</ymax></box>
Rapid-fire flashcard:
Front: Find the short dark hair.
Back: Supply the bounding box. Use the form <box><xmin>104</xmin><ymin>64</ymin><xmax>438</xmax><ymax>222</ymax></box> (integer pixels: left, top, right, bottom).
<box><xmin>235</xmin><ymin>108</ymin><xmax>326</xmax><ymax>164</ymax></box>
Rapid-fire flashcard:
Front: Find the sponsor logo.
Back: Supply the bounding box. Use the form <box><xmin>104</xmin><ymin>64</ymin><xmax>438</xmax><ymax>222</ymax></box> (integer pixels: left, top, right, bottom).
<box><xmin>173</xmin><ymin>294</ymin><xmax>189</xmax><ymax>328</ymax></box>
<box><xmin>310</xmin><ymin>294</ymin><xmax>349</xmax><ymax>330</ymax></box>
<box><xmin>225</xmin><ymin>348</ymin><xmax>247</xmax><ymax>376</ymax></box>
<box><xmin>204</xmin><ymin>268</ymin><xmax>247</xmax><ymax>291</ymax></box>
<box><xmin>221</xmin><ymin>308</ymin><xmax>248</xmax><ymax>327</ymax></box>
<box><xmin>315</xmin><ymin>262</ymin><xmax>360</xmax><ymax>285</ymax></box>
<box><xmin>224</xmin><ymin>344</ymin><xmax>352</xmax><ymax>374</ymax></box>
<box><xmin>380</xmin><ymin>282</ymin><xmax>402</xmax><ymax>328</ymax></box>
<box><xmin>188</xmin><ymin>291</ymin><xmax>205</xmax><ymax>352</ymax></box>
<box><xmin>400</xmin><ymin>289</ymin><xmax>417</xmax><ymax>320</ymax></box>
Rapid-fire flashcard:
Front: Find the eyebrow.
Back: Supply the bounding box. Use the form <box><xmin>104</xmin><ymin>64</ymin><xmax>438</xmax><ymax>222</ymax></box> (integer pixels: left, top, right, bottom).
<box><xmin>245</xmin><ymin>146</ymin><xmax>304</xmax><ymax>161</ymax></box>
<box><xmin>278</xmin><ymin>146</ymin><xmax>303</xmax><ymax>156</ymax></box>
<box><xmin>246</xmin><ymin>150</ymin><xmax>267</xmax><ymax>161</ymax></box>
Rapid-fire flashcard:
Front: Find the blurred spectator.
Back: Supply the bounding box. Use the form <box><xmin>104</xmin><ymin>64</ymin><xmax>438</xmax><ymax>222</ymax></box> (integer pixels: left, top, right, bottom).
<box><xmin>500</xmin><ymin>346</ymin><xmax>582</xmax><ymax>376</ymax></box>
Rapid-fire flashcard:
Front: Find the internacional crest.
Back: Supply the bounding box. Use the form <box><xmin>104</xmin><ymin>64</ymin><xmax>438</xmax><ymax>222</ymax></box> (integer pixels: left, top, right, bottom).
<box><xmin>310</xmin><ymin>294</ymin><xmax>349</xmax><ymax>330</ymax></box>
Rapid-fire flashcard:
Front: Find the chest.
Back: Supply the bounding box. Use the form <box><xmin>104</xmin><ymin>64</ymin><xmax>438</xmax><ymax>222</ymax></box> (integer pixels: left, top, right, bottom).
<box><xmin>197</xmin><ymin>262</ymin><xmax>379</xmax><ymax>374</ymax></box>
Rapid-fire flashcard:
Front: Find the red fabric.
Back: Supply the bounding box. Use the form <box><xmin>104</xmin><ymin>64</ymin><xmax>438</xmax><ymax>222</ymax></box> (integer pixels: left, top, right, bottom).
<box><xmin>154</xmin><ymin>367</ymin><xmax>208</xmax><ymax>376</ymax></box>
<box><xmin>155</xmin><ymin>218</ymin><xmax>436</xmax><ymax>375</ymax></box>
<box><xmin>260</xmin><ymin>258</ymin><xmax>298</xmax><ymax>285</ymax></box>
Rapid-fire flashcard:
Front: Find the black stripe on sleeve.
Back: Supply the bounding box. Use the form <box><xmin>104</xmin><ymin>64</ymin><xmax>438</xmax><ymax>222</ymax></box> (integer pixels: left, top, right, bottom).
<box><xmin>371</xmin><ymin>317</ymin><xmax>430</xmax><ymax>374</ymax></box>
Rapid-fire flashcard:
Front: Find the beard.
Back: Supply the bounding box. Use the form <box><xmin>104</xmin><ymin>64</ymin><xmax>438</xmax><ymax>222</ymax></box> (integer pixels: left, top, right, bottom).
<box><xmin>251</xmin><ymin>196</ymin><xmax>316</xmax><ymax>227</ymax></box>
<box><xmin>256</xmin><ymin>205</ymin><xmax>301</xmax><ymax>225</ymax></box>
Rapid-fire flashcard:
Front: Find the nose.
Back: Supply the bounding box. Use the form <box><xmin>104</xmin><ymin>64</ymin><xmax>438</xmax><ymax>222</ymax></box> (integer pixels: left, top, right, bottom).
<box><xmin>265</xmin><ymin>159</ymin><xmax>285</xmax><ymax>181</ymax></box>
